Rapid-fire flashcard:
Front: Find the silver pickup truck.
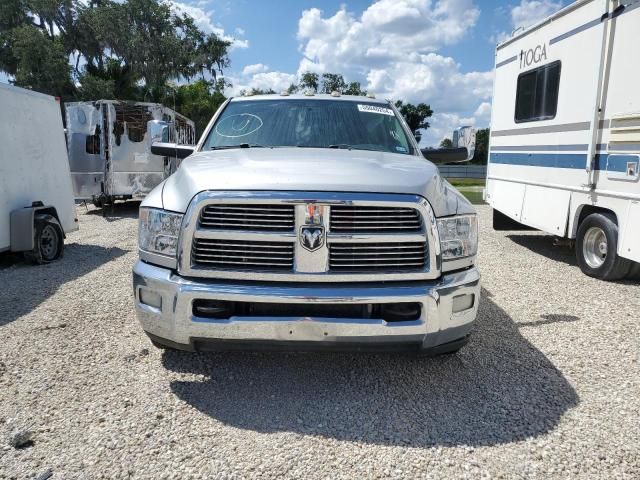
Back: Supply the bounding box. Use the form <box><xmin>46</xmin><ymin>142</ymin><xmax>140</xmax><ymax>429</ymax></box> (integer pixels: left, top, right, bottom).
<box><xmin>132</xmin><ymin>93</ymin><xmax>480</xmax><ymax>355</ymax></box>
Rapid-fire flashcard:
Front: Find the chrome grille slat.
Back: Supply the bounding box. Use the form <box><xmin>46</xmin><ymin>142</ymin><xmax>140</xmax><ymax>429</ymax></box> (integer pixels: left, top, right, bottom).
<box><xmin>334</xmin><ymin>262</ymin><xmax>424</xmax><ymax>271</ymax></box>
<box><xmin>194</xmin><ymin>253</ymin><xmax>293</xmax><ymax>260</ymax></box>
<box><xmin>192</xmin><ymin>238</ymin><xmax>294</xmax><ymax>271</ymax></box>
<box><xmin>195</xmin><ymin>245</ymin><xmax>292</xmax><ymax>251</ymax></box>
<box><xmin>202</xmin><ymin>213</ymin><xmax>293</xmax><ymax>218</ymax></box>
<box><xmin>330</xmin><ymin>206</ymin><xmax>421</xmax><ymax>233</ymax></box>
<box><xmin>330</xmin><ymin>244</ymin><xmax>424</xmax><ymax>250</ymax></box>
<box><xmin>200</xmin><ymin>222</ymin><xmax>294</xmax><ymax>228</ymax></box>
<box><xmin>195</xmin><ymin>259</ymin><xmax>293</xmax><ymax>267</ymax></box>
<box><xmin>205</xmin><ymin>206</ymin><xmax>293</xmax><ymax>211</ymax></box>
<box><xmin>331</xmin><ymin>215</ymin><xmax>418</xmax><ymax>219</ymax></box>
<box><xmin>329</xmin><ymin>242</ymin><xmax>427</xmax><ymax>272</ymax></box>
<box><xmin>199</xmin><ymin>204</ymin><xmax>295</xmax><ymax>232</ymax></box>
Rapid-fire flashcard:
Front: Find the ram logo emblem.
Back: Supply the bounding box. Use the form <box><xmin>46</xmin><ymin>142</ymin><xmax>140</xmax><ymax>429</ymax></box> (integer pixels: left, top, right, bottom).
<box><xmin>300</xmin><ymin>226</ymin><xmax>325</xmax><ymax>252</ymax></box>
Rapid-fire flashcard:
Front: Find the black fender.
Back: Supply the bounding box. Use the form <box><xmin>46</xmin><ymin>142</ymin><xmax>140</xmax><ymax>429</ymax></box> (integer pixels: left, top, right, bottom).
<box><xmin>9</xmin><ymin>202</ymin><xmax>64</xmax><ymax>252</ymax></box>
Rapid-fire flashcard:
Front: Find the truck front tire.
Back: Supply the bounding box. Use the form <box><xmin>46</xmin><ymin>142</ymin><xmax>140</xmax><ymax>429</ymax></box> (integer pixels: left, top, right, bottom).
<box><xmin>576</xmin><ymin>213</ymin><xmax>630</xmax><ymax>281</ymax></box>
<box><xmin>24</xmin><ymin>214</ymin><xmax>64</xmax><ymax>264</ymax></box>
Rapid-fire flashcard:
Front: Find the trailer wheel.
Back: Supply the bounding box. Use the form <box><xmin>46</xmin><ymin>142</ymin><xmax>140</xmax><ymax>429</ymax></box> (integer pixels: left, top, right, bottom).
<box><xmin>24</xmin><ymin>214</ymin><xmax>64</xmax><ymax>264</ymax></box>
<box><xmin>576</xmin><ymin>213</ymin><xmax>630</xmax><ymax>281</ymax></box>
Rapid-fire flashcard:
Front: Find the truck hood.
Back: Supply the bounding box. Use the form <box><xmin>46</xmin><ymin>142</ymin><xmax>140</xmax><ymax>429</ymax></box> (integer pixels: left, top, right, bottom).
<box><xmin>156</xmin><ymin>147</ymin><xmax>473</xmax><ymax>217</ymax></box>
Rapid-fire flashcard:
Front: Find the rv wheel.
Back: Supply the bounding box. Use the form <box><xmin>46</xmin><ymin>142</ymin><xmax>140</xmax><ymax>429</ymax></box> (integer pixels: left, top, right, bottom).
<box><xmin>576</xmin><ymin>213</ymin><xmax>630</xmax><ymax>281</ymax></box>
<box><xmin>25</xmin><ymin>214</ymin><xmax>64</xmax><ymax>264</ymax></box>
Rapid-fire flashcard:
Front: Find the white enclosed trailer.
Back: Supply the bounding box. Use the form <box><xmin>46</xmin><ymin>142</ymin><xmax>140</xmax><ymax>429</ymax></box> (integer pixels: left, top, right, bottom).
<box><xmin>65</xmin><ymin>100</ymin><xmax>195</xmax><ymax>207</ymax></box>
<box><xmin>486</xmin><ymin>0</ymin><xmax>640</xmax><ymax>280</ymax></box>
<box><xmin>0</xmin><ymin>83</ymin><xmax>78</xmax><ymax>263</ymax></box>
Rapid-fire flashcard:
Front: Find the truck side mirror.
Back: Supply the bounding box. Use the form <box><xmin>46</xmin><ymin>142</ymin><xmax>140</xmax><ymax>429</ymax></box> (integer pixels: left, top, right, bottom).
<box><xmin>151</xmin><ymin>142</ymin><xmax>195</xmax><ymax>159</ymax></box>
<box><xmin>421</xmin><ymin>126</ymin><xmax>476</xmax><ymax>164</ymax></box>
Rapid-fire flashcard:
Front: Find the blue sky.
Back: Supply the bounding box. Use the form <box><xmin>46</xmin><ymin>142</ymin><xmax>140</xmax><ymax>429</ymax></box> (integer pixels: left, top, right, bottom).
<box><xmin>1</xmin><ymin>0</ymin><xmax>566</xmax><ymax>145</ymax></box>
<box><xmin>176</xmin><ymin>0</ymin><xmax>566</xmax><ymax>145</ymax></box>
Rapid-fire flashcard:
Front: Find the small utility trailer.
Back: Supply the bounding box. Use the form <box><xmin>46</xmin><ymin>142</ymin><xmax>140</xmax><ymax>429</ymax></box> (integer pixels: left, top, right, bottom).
<box><xmin>0</xmin><ymin>83</ymin><xmax>78</xmax><ymax>263</ymax></box>
<box><xmin>486</xmin><ymin>0</ymin><xmax>640</xmax><ymax>280</ymax></box>
<box><xmin>65</xmin><ymin>100</ymin><xmax>195</xmax><ymax>207</ymax></box>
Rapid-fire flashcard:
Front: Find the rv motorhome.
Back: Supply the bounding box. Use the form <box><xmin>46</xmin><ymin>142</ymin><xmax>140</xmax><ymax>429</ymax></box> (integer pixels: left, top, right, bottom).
<box><xmin>65</xmin><ymin>100</ymin><xmax>195</xmax><ymax>207</ymax></box>
<box><xmin>486</xmin><ymin>0</ymin><xmax>640</xmax><ymax>280</ymax></box>
<box><xmin>0</xmin><ymin>83</ymin><xmax>77</xmax><ymax>263</ymax></box>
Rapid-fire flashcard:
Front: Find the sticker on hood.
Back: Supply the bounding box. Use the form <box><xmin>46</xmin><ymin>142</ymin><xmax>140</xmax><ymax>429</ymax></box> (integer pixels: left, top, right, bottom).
<box><xmin>357</xmin><ymin>104</ymin><xmax>395</xmax><ymax>116</ymax></box>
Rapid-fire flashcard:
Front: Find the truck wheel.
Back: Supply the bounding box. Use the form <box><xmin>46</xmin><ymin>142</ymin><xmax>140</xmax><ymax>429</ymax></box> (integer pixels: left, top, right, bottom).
<box><xmin>576</xmin><ymin>213</ymin><xmax>630</xmax><ymax>281</ymax></box>
<box><xmin>24</xmin><ymin>214</ymin><xmax>64</xmax><ymax>264</ymax></box>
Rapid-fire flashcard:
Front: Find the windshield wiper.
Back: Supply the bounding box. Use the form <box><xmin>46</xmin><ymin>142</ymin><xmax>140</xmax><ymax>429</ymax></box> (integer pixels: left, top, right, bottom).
<box><xmin>210</xmin><ymin>143</ymin><xmax>267</xmax><ymax>150</ymax></box>
<box><xmin>328</xmin><ymin>144</ymin><xmax>352</xmax><ymax>150</ymax></box>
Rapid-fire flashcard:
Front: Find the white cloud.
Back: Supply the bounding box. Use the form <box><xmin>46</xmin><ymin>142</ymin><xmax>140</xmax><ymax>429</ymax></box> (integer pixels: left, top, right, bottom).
<box><xmin>492</xmin><ymin>1</ymin><xmax>563</xmax><ymax>44</ymax></box>
<box><xmin>474</xmin><ymin>101</ymin><xmax>492</xmax><ymax>119</ymax></box>
<box><xmin>227</xmin><ymin>69</ymin><xmax>297</xmax><ymax>96</ymax></box>
<box><xmin>294</xmin><ymin>1</ymin><xmax>491</xmax><ymax>146</ymax></box>
<box><xmin>170</xmin><ymin>1</ymin><xmax>248</xmax><ymax>50</ymax></box>
<box><xmin>511</xmin><ymin>0</ymin><xmax>562</xmax><ymax>29</ymax></box>
<box><xmin>423</xmin><ymin>112</ymin><xmax>475</xmax><ymax>148</ymax></box>
<box><xmin>242</xmin><ymin>63</ymin><xmax>269</xmax><ymax>76</ymax></box>
<box><xmin>297</xmin><ymin>0</ymin><xmax>480</xmax><ymax>77</ymax></box>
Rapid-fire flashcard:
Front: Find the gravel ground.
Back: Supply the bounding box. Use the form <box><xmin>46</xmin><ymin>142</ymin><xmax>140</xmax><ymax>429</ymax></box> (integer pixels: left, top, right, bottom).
<box><xmin>0</xmin><ymin>203</ymin><xmax>638</xmax><ymax>479</ymax></box>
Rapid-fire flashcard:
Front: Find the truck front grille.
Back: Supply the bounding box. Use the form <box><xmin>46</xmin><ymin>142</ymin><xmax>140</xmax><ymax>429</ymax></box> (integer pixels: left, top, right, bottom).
<box><xmin>182</xmin><ymin>193</ymin><xmax>437</xmax><ymax>281</ymax></box>
<box><xmin>329</xmin><ymin>242</ymin><xmax>427</xmax><ymax>272</ymax></box>
<box><xmin>192</xmin><ymin>239</ymin><xmax>294</xmax><ymax>271</ymax></box>
<box><xmin>330</xmin><ymin>206</ymin><xmax>421</xmax><ymax>233</ymax></box>
<box><xmin>199</xmin><ymin>204</ymin><xmax>295</xmax><ymax>232</ymax></box>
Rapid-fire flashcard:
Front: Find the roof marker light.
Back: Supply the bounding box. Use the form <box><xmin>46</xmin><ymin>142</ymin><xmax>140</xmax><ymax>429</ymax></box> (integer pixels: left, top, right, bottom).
<box><xmin>280</xmin><ymin>91</ymin><xmax>290</xmax><ymax>96</ymax></box>
<box><xmin>331</xmin><ymin>91</ymin><xmax>341</xmax><ymax>97</ymax></box>
<box><xmin>367</xmin><ymin>92</ymin><xmax>376</xmax><ymax>99</ymax></box>
<box><xmin>304</xmin><ymin>90</ymin><xmax>315</xmax><ymax>96</ymax></box>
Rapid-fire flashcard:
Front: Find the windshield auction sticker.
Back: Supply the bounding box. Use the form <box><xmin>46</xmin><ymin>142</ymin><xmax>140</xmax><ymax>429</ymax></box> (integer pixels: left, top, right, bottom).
<box><xmin>357</xmin><ymin>104</ymin><xmax>395</xmax><ymax>116</ymax></box>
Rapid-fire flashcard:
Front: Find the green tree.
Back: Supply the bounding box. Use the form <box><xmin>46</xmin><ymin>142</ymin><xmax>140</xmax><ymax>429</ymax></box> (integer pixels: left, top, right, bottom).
<box><xmin>168</xmin><ymin>79</ymin><xmax>228</xmax><ymax>137</ymax></box>
<box><xmin>343</xmin><ymin>81</ymin><xmax>366</xmax><ymax>96</ymax></box>
<box><xmin>78</xmin><ymin>0</ymin><xmax>230</xmax><ymax>101</ymax></box>
<box><xmin>9</xmin><ymin>25</ymin><xmax>74</xmax><ymax>97</ymax></box>
<box><xmin>0</xmin><ymin>0</ymin><xmax>231</xmax><ymax>104</ymax></box>
<box><xmin>394</xmin><ymin>100</ymin><xmax>433</xmax><ymax>133</ymax></box>
<box><xmin>299</xmin><ymin>71</ymin><xmax>319</xmax><ymax>93</ymax></box>
<box><xmin>239</xmin><ymin>87</ymin><xmax>276</xmax><ymax>96</ymax></box>
<box><xmin>286</xmin><ymin>83</ymin><xmax>298</xmax><ymax>94</ymax></box>
<box><xmin>321</xmin><ymin>73</ymin><xmax>346</xmax><ymax>94</ymax></box>
<box><xmin>471</xmin><ymin>127</ymin><xmax>489</xmax><ymax>165</ymax></box>
<box><xmin>439</xmin><ymin>138</ymin><xmax>453</xmax><ymax>148</ymax></box>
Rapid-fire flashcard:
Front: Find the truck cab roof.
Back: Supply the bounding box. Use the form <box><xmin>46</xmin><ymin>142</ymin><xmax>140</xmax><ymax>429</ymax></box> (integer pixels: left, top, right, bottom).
<box><xmin>229</xmin><ymin>93</ymin><xmax>388</xmax><ymax>105</ymax></box>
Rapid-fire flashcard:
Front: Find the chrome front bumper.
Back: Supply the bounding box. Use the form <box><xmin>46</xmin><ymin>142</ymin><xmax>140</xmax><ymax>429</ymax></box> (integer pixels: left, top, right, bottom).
<box><xmin>132</xmin><ymin>260</ymin><xmax>480</xmax><ymax>352</ymax></box>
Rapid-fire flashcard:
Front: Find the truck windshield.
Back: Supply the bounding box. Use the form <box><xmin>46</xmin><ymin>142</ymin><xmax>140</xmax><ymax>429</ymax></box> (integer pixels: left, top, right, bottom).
<box><xmin>204</xmin><ymin>99</ymin><xmax>415</xmax><ymax>155</ymax></box>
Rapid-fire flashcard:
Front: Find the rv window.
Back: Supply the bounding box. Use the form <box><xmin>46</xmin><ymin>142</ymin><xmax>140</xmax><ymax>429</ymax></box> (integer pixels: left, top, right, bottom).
<box><xmin>515</xmin><ymin>61</ymin><xmax>561</xmax><ymax>123</ymax></box>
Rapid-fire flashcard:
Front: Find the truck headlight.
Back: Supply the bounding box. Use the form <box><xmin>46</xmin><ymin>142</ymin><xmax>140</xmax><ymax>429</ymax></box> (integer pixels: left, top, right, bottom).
<box><xmin>138</xmin><ymin>208</ymin><xmax>183</xmax><ymax>257</ymax></box>
<box><xmin>437</xmin><ymin>214</ymin><xmax>478</xmax><ymax>260</ymax></box>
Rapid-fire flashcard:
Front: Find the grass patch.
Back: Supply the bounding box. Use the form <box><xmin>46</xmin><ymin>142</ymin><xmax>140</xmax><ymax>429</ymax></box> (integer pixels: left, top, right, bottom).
<box><xmin>457</xmin><ymin>189</ymin><xmax>485</xmax><ymax>204</ymax></box>
<box><xmin>446</xmin><ymin>178</ymin><xmax>486</xmax><ymax>187</ymax></box>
